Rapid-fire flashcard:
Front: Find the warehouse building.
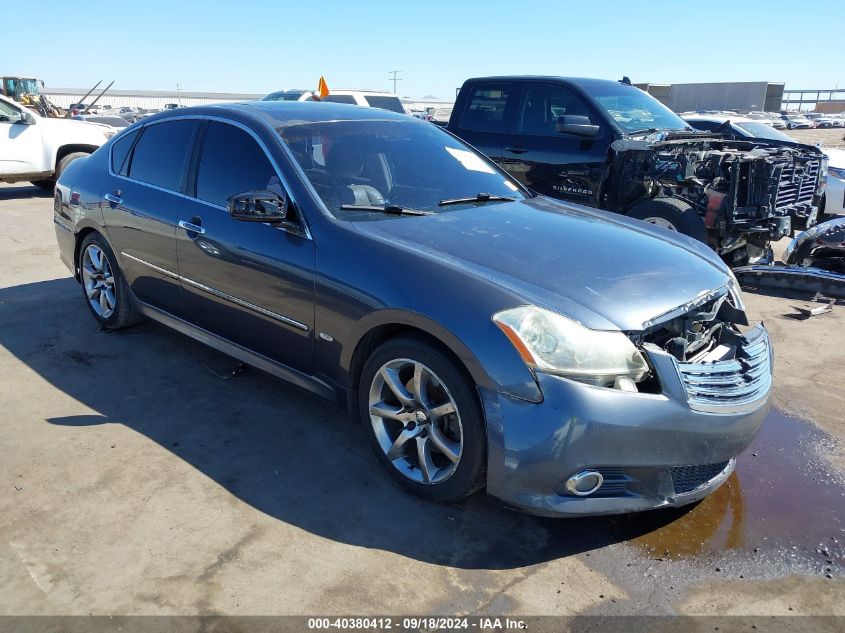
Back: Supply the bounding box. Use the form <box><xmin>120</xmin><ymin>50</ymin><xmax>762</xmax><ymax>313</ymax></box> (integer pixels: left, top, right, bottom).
<box><xmin>635</xmin><ymin>81</ymin><xmax>785</xmax><ymax>113</ymax></box>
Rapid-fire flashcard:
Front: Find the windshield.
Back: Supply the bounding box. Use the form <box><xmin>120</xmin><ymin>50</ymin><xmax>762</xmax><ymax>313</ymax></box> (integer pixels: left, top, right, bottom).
<box><xmin>278</xmin><ymin>119</ymin><xmax>526</xmax><ymax>218</ymax></box>
<box><xmin>588</xmin><ymin>83</ymin><xmax>691</xmax><ymax>133</ymax></box>
<box><xmin>734</xmin><ymin>121</ymin><xmax>795</xmax><ymax>142</ymax></box>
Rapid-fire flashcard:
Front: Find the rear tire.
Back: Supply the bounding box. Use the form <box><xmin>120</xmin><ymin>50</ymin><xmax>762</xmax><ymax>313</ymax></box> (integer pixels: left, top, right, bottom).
<box><xmin>627</xmin><ymin>197</ymin><xmax>709</xmax><ymax>244</ymax></box>
<box><xmin>358</xmin><ymin>336</ymin><xmax>486</xmax><ymax>503</ymax></box>
<box><xmin>78</xmin><ymin>232</ymin><xmax>144</xmax><ymax>330</ymax></box>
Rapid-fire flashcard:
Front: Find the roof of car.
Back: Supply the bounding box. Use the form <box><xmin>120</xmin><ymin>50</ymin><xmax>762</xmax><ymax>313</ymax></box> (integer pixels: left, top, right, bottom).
<box><xmin>168</xmin><ymin>100</ymin><xmax>414</xmax><ymax>126</ymax></box>
<box><xmin>463</xmin><ymin>76</ymin><xmax>634</xmax><ymax>89</ymax></box>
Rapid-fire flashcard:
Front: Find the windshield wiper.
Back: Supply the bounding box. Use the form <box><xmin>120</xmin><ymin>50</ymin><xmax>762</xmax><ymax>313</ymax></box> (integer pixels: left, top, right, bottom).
<box><xmin>340</xmin><ymin>204</ymin><xmax>431</xmax><ymax>216</ymax></box>
<box><xmin>628</xmin><ymin>127</ymin><xmax>661</xmax><ymax>136</ymax></box>
<box><xmin>438</xmin><ymin>192</ymin><xmax>517</xmax><ymax>207</ymax></box>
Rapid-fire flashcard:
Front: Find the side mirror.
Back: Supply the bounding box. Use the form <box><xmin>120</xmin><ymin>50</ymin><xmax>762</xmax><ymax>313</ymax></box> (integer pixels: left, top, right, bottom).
<box><xmin>18</xmin><ymin>110</ymin><xmax>36</xmax><ymax>125</ymax></box>
<box><xmin>227</xmin><ymin>190</ymin><xmax>288</xmax><ymax>224</ymax></box>
<box><xmin>556</xmin><ymin>115</ymin><xmax>601</xmax><ymax>138</ymax></box>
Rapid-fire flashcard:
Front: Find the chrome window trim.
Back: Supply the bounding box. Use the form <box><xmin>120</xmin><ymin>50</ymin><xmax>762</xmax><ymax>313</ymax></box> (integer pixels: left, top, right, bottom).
<box><xmin>107</xmin><ymin>113</ymin><xmax>312</xmax><ymax>241</ymax></box>
<box><xmin>120</xmin><ymin>252</ymin><xmax>310</xmax><ymax>332</ymax></box>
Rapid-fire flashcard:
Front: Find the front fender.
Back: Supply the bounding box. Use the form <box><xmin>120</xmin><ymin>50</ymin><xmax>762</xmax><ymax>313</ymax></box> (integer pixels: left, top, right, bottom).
<box><xmin>340</xmin><ymin>308</ymin><xmax>543</xmax><ymax>404</ymax></box>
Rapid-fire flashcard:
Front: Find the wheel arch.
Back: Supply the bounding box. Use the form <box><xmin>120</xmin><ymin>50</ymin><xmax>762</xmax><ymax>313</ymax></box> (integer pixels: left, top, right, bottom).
<box><xmin>56</xmin><ymin>144</ymin><xmax>99</xmax><ymax>168</ymax></box>
<box><xmin>343</xmin><ymin>314</ymin><xmax>494</xmax><ymax>423</ymax></box>
<box><xmin>72</xmin><ymin>226</ymin><xmax>109</xmax><ymax>280</ymax></box>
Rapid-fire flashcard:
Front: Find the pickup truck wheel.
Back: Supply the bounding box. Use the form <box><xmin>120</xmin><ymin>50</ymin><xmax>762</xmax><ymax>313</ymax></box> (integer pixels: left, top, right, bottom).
<box><xmin>31</xmin><ymin>179</ymin><xmax>56</xmax><ymax>191</ymax></box>
<box><xmin>78</xmin><ymin>233</ymin><xmax>144</xmax><ymax>330</ymax></box>
<box><xmin>627</xmin><ymin>198</ymin><xmax>709</xmax><ymax>244</ymax></box>
<box><xmin>55</xmin><ymin>151</ymin><xmax>90</xmax><ymax>182</ymax></box>
<box><xmin>359</xmin><ymin>337</ymin><xmax>486</xmax><ymax>503</ymax></box>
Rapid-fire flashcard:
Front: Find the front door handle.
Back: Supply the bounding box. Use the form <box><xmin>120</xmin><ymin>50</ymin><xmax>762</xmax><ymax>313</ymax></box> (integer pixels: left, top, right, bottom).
<box><xmin>104</xmin><ymin>192</ymin><xmax>123</xmax><ymax>204</ymax></box>
<box><xmin>504</xmin><ymin>146</ymin><xmax>527</xmax><ymax>154</ymax></box>
<box><xmin>178</xmin><ymin>220</ymin><xmax>206</xmax><ymax>235</ymax></box>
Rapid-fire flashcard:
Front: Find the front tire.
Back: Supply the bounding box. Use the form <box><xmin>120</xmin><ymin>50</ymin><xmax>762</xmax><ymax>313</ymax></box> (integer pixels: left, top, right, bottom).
<box><xmin>358</xmin><ymin>337</ymin><xmax>486</xmax><ymax>502</ymax></box>
<box><xmin>78</xmin><ymin>233</ymin><xmax>144</xmax><ymax>329</ymax></box>
<box><xmin>627</xmin><ymin>197</ymin><xmax>709</xmax><ymax>244</ymax></box>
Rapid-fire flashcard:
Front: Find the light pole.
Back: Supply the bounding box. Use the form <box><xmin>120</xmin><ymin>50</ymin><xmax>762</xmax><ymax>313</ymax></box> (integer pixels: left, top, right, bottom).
<box><xmin>176</xmin><ymin>82</ymin><xmax>181</xmax><ymax>107</ymax></box>
<box><xmin>388</xmin><ymin>71</ymin><xmax>402</xmax><ymax>95</ymax></box>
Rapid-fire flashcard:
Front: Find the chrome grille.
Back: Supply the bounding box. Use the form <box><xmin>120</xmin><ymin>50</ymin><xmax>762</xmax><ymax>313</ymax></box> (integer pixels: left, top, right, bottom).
<box><xmin>775</xmin><ymin>159</ymin><xmax>820</xmax><ymax>208</ymax></box>
<box><xmin>670</xmin><ymin>461</ymin><xmax>731</xmax><ymax>494</ymax></box>
<box><xmin>677</xmin><ymin>324</ymin><xmax>771</xmax><ymax>413</ymax></box>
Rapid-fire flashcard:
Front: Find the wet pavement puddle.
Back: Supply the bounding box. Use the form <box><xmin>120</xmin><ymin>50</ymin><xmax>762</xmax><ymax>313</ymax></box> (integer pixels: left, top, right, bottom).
<box><xmin>627</xmin><ymin>410</ymin><xmax>844</xmax><ymax>573</ymax></box>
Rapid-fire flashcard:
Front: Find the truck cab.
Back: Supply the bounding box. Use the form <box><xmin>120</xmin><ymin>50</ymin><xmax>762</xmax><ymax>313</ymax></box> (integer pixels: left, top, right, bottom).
<box><xmin>447</xmin><ymin>76</ymin><xmax>826</xmax><ymax>265</ymax></box>
<box><xmin>0</xmin><ymin>93</ymin><xmax>113</xmax><ymax>190</ymax></box>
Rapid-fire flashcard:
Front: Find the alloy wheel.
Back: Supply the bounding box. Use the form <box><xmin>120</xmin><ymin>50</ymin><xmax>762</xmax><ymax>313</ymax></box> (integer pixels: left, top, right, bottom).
<box><xmin>81</xmin><ymin>244</ymin><xmax>116</xmax><ymax>318</ymax></box>
<box><xmin>368</xmin><ymin>358</ymin><xmax>463</xmax><ymax>485</ymax></box>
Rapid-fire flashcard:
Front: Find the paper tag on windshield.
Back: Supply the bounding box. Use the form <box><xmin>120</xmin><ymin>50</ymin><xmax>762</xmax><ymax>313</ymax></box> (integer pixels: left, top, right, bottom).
<box><xmin>445</xmin><ymin>147</ymin><xmax>496</xmax><ymax>174</ymax></box>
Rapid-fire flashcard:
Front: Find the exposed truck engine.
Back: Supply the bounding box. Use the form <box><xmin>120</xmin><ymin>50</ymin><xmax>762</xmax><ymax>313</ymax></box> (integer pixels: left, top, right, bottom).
<box><xmin>607</xmin><ymin>133</ymin><xmax>826</xmax><ymax>265</ymax></box>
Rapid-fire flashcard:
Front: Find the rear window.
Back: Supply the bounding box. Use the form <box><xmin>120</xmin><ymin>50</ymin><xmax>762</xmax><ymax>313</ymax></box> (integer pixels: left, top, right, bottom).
<box><xmin>127</xmin><ymin>120</ymin><xmax>197</xmax><ymax>192</ymax></box>
<box><xmin>460</xmin><ymin>84</ymin><xmax>513</xmax><ymax>133</ymax></box>
<box><xmin>110</xmin><ymin>128</ymin><xmax>139</xmax><ymax>175</ymax></box>
<box><xmin>363</xmin><ymin>95</ymin><xmax>405</xmax><ymax>113</ymax></box>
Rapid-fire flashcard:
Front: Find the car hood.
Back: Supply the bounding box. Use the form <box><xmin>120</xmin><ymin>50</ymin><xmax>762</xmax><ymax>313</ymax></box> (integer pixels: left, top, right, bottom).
<box><xmin>40</xmin><ymin>116</ymin><xmax>110</xmax><ymax>134</ymax></box>
<box><xmin>352</xmin><ymin>196</ymin><xmax>731</xmax><ymax>331</ymax></box>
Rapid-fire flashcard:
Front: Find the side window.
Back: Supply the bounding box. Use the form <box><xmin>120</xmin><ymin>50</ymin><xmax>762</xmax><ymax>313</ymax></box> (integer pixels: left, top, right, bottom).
<box><xmin>460</xmin><ymin>83</ymin><xmax>513</xmax><ymax>133</ymax></box>
<box><xmin>128</xmin><ymin>120</ymin><xmax>197</xmax><ymax>192</ymax></box>
<box><xmin>110</xmin><ymin>129</ymin><xmax>139</xmax><ymax>175</ymax></box>
<box><xmin>518</xmin><ymin>84</ymin><xmax>594</xmax><ymax>136</ymax></box>
<box><xmin>0</xmin><ymin>99</ymin><xmax>23</xmax><ymax>123</ymax></box>
<box><xmin>323</xmin><ymin>94</ymin><xmax>357</xmax><ymax>105</ymax></box>
<box><xmin>195</xmin><ymin>122</ymin><xmax>279</xmax><ymax>208</ymax></box>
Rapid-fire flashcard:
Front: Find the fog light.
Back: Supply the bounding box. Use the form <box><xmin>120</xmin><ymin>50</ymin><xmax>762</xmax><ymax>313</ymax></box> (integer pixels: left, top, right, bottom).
<box><xmin>565</xmin><ymin>470</ymin><xmax>604</xmax><ymax>496</ymax></box>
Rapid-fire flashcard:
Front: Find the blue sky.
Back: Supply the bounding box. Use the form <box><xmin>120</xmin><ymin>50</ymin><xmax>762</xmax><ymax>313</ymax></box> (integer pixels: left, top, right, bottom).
<box><xmin>10</xmin><ymin>0</ymin><xmax>843</xmax><ymax>98</ymax></box>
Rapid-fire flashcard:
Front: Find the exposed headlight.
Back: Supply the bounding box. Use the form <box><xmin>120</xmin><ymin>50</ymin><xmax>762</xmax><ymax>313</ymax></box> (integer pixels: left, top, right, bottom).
<box><xmin>725</xmin><ymin>269</ymin><xmax>746</xmax><ymax>311</ymax></box>
<box><xmin>493</xmin><ymin>306</ymin><xmax>649</xmax><ymax>387</ymax></box>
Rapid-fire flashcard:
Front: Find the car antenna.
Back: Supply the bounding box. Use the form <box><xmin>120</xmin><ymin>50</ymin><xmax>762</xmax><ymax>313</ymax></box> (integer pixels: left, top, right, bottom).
<box><xmin>620</xmin><ymin>76</ymin><xmax>632</xmax><ymax>86</ymax></box>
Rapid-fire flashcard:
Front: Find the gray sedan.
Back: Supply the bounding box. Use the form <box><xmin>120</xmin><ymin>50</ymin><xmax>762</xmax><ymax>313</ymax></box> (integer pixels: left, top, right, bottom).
<box><xmin>53</xmin><ymin>102</ymin><xmax>771</xmax><ymax>516</ymax></box>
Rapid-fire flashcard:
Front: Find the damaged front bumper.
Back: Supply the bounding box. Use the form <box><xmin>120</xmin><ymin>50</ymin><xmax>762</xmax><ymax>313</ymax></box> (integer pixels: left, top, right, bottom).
<box><xmin>482</xmin><ymin>324</ymin><xmax>771</xmax><ymax>517</ymax></box>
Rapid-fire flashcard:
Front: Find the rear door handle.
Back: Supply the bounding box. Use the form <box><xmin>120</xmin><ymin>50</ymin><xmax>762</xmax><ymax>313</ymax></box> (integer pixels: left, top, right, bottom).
<box><xmin>104</xmin><ymin>192</ymin><xmax>123</xmax><ymax>204</ymax></box>
<box><xmin>178</xmin><ymin>220</ymin><xmax>206</xmax><ymax>235</ymax></box>
<box><xmin>504</xmin><ymin>146</ymin><xmax>527</xmax><ymax>154</ymax></box>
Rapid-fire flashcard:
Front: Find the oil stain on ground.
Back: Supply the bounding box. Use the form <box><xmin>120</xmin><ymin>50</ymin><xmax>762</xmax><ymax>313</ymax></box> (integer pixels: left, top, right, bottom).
<box><xmin>626</xmin><ymin>410</ymin><xmax>844</xmax><ymax>574</ymax></box>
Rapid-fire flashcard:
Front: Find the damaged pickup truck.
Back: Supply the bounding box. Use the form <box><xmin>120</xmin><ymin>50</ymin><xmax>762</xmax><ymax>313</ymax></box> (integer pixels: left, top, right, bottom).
<box><xmin>447</xmin><ymin>76</ymin><xmax>826</xmax><ymax>265</ymax></box>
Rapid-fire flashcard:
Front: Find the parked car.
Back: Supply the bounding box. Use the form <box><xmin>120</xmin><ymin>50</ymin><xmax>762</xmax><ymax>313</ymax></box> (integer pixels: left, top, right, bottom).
<box><xmin>53</xmin><ymin>102</ymin><xmax>772</xmax><ymax>516</ymax></box>
<box><xmin>262</xmin><ymin>88</ymin><xmax>406</xmax><ymax>114</ymax></box>
<box><xmin>72</xmin><ymin>114</ymin><xmax>130</xmax><ymax>131</ymax></box>
<box><xmin>805</xmin><ymin>113</ymin><xmax>839</xmax><ymax>128</ymax></box>
<box><xmin>163</xmin><ymin>103</ymin><xmax>182</xmax><ymax>110</ymax></box>
<box><xmin>261</xmin><ymin>89</ymin><xmax>312</xmax><ymax>102</ymax></box>
<box><xmin>781</xmin><ymin>114</ymin><xmax>814</xmax><ymax>129</ymax></box>
<box><xmin>820</xmin><ymin>148</ymin><xmax>845</xmax><ymax>220</ymax></box>
<box><xmin>446</xmin><ymin>76</ymin><xmax>825</xmax><ymax>265</ymax></box>
<box><xmin>430</xmin><ymin>106</ymin><xmax>453</xmax><ymax>125</ymax></box>
<box><xmin>117</xmin><ymin>106</ymin><xmax>143</xmax><ymax>123</ymax></box>
<box><xmin>757</xmin><ymin>112</ymin><xmax>787</xmax><ymax>129</ymax></box>
<box><xmin>682</xmin><ymin>114</ymin><xmax>828</xmax><ymax>229</ymax></box>
<box><xmin>0</xmin><ymin>93</ymin><xmax>113</xmax><ymax>189</ymax></box>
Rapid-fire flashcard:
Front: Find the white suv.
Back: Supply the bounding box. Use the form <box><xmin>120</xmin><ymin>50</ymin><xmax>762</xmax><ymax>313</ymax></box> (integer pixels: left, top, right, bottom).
<box><xmin>0</xmin><ymin>94</ymin><xmax>114</xmax><ymax>190</ymax></box>
<box><xmin>262</xmin><ymin>89</ymin><xmax>406</xmax><ymax>114</ymax></box>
